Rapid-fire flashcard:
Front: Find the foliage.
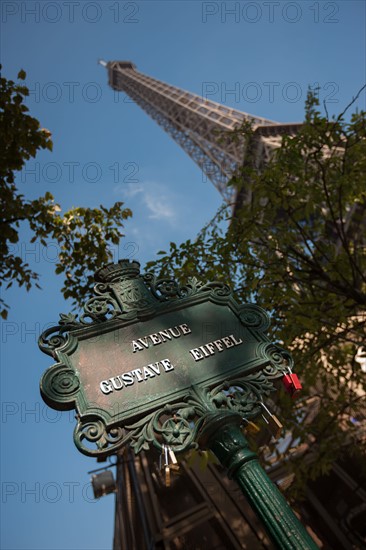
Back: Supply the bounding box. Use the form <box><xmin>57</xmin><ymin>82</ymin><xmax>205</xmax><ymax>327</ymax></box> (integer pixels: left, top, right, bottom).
<box><xmin>146</xmin><ymin>90</ymin><xmax>366</xmax><ymax>497</ymax></box>
<box><xmin>0</xmin><ymin>69</ymin><xmax>132</xmax><ymax>318</ymax></box>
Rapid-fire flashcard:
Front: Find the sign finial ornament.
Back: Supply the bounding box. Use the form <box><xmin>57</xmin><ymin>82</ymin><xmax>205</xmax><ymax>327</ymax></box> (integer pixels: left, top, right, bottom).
<box><xmin>95</xmin><ymin>258</ymin><xmax>142</xmax><ymax>282</ymax></box>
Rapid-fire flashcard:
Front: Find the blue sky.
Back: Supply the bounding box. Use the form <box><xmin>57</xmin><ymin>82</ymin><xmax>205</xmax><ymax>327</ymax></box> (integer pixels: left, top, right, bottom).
<box><xmin>1</xmin><ymin>1</ymin><xmax>365</xmax><ymax>549</ymax></box>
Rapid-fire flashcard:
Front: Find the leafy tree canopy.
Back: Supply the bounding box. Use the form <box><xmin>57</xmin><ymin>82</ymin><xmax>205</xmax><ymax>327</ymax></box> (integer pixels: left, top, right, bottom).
<box><xmin>0</xmin><ymin>68</ymin><xmax>132</xmax><ymax>318</ymax></box>
<box><xmin>147</xmin><ymin>90</ymin><xmax>366</xmax><ymax>497</ymax></box>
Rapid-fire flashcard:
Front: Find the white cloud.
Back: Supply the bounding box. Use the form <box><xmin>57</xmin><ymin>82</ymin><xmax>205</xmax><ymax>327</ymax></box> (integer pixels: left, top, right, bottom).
<box><xmin>114</xmin><ymin>182</ymin><xmax>144</xmax><ymax>197</ymax></box>
<box><xmin>144</xmin><ymin>191</ymin><xmax>175</xmax><ymax>220</ymax></box>
<box><xmin>114</xmin><ymin>180</ymin><xmax>178</xmax><ymax>225</ymax></box>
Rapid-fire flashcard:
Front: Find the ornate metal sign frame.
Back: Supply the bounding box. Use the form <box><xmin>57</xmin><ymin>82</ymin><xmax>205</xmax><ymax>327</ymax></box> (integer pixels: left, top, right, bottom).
<box><xmin>39</xmin><ymin>260</ymin><xmax>292</xmax><ymax>458</ymax></box>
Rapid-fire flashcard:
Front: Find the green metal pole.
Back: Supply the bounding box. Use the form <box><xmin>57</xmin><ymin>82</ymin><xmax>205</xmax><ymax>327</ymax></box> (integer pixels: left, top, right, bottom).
<box><xmin>198</xmin><ymin>412</ymin><xmax>319</xmax><ymax>550</ymax></box>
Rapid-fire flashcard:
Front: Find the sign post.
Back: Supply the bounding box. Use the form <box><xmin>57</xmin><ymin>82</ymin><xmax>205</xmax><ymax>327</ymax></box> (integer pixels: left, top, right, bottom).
<box><xmin>39</xmin><ymin>259</ymin><xmax>318</xmax><ymax>549</ymax></box>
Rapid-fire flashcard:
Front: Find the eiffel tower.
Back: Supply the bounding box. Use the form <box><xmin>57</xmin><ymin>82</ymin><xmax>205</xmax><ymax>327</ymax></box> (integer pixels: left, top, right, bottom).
<box><xmin>102</xmin><ymin>60</ymin><xmax>303</xmax><ymax>204</ymax></box>
<box><xmin>95</xmin><ymin>61</ymin><xmax>315</xmax><ymax>550</ymax></box>
<box><xmin>97</xmin><ymin>62</ymin><xmax>366</xmax><ymax>550</ymax></box>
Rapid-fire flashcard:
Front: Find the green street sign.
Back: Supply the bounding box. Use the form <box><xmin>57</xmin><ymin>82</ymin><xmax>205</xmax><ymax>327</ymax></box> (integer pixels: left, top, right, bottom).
<box><xmin>39</xmin><ymin>260</ymin><xmax>291</xmax><ymax>458</ymax></box>
<box><xmin>39</xmin><ymin>260</ymin><xmax>319</xmax><ymax>549</ymax></box>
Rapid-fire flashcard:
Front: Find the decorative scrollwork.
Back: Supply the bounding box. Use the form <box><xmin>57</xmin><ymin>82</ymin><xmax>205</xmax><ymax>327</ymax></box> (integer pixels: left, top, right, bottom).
<box><xmin>143</xmin><ymin>273</ymin><xmax>180</xmax><ymax>300</ymax></box>
<box><xmin>240</xmin><ymin>304</ymin><xmax>270</xmax><ymax>331</ymax></box>
<box><xmin>202</xmin><ymin>281</ymin><xmax>231</xmax><ymax>297</ymax></box>
<box><xmin>264</xmin><ymin>344</ymin><xmax>293</xmax><ymax>373</ymax></box>
<box><xmin>80</xmin><ymin>296</ymin><xmax>119</xmax><ymax>324</ymax></box>
<box><xmin>64</xmin><ymin>360</ymin><xmax>289</xmax><ymax>459</ymax></box>
<box><xmin>114</xmin><ymin>371</ymin><xmax>283</xmax><ymax>458</ymax></box>
<box><xmin>126</xmin><ymin>403</ymin><xmax>198</xmax><ymax>455</ymax></box>
<box><xmin>41</xmin><ymin>364</ymin><xmax>80</xmax><ymax>408</ymax></box>
<box><xmin>210</xmin><ymin>373</ymin><xmax>275</xmax><ymax>419</ymax></box>
<box><xmin>177</xmin><ymin>276</ymin><xmax>205</xmax><ymax>298</ymax></box>
<box><xmin>40</xmin><ymin>263</ymin><xmax>237</xmax><ymax>348</ymax></box>
<box><xmin>50</xmin><ymin>368</ymin><xmax>79</xmax><ymax>396</ymax></box>
<box><xmin>144</xmin><ymin>273</ymin><xmax>232</xmax><ymax>302</ymax></box>
<box><xmin>93</xmin><ymin>282</ymin><xmax>111</xmax><ymax>296</ymax></box>
<box><xmin>74</xmin><ymin>418</ymin><xmax>128</xmax><ymax>457</ymax></box>
<box><xmin>179</xmin><ymin>278</ymin><xmax>231</xmax><ymax>299</ymax></box>
<box><xmin>160</xmin><ymin>418</ymin><xmax>192</xmax><ymax>445</ymax></box>
<box><xmin>38</xmin><ymin>325</ymin><xmax>75</xmax><ymax>357</ymax></box>
<box><xmin>59</xmin><ymin>313</ymin><xmax>80</xmax><ymax>327</ymax></box>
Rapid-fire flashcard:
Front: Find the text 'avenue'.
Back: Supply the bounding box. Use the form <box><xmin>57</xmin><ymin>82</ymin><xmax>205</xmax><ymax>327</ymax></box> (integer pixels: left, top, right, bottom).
<box><xmin>131</xmin><ymin>323</ymin><xmax>191</xmax><ymax>352</ymax></box>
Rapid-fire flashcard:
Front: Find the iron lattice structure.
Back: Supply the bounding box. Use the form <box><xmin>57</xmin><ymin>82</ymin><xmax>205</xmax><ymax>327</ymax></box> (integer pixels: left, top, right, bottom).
<box><xmin>105</xmin><ymin>60</ymin><xmax>302</xmax><ymax>203</ymax></box>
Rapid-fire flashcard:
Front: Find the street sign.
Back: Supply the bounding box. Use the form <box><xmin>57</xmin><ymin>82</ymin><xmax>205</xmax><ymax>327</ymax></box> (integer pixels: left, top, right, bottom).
<box><xmin>39</xmin><ymin>260</ymin><xmax>292</xmax><ymax>458</ymax></box>
<box><xmin>39</xmin><ymin>259</ymin><xmax>319</xmax><ymax>548</ymax></box>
